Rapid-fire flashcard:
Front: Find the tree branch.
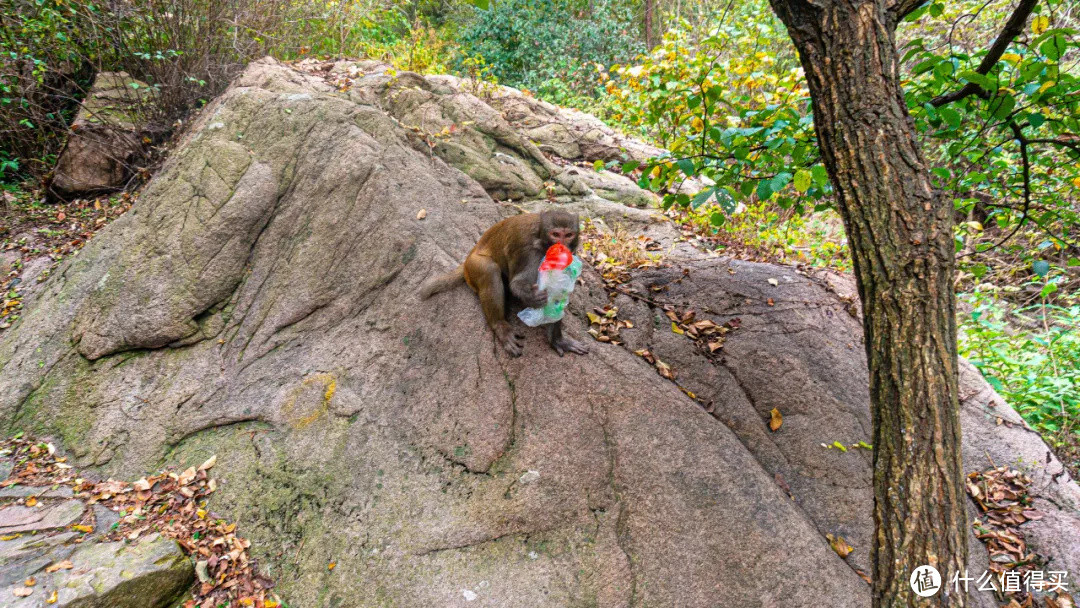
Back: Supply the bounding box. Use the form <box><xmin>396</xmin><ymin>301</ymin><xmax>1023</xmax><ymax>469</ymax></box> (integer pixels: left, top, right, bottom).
<box><xmin>890</xmin><ymin>0</ymin><xmax>930</xmax><ymax>24</ymax></box>
<box><xmin>928</xmin><ymin>0</ymin><xmax>1039</xmax><ymax>107</ymax></box>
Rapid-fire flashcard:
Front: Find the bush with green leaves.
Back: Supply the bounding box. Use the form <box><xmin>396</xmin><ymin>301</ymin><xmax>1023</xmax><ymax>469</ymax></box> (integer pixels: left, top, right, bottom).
<box><xmin>1</xmin><ymin>0</ymin><xmax>461</xmax><ymax>185</ymax></box>
<box><xmin>959</xmin><ymin>267</ymin><xmax>1080</xmax><ymax>464</ymax></box>
<box><xmin>454</xmin><ymin>0</ymin><xmax>643</xmax><ymax>105</ymax></box>
<box><xmin>603</xmin><ymin>0</ymin><xmax>1079</xmax><ymax>273</ymax></box>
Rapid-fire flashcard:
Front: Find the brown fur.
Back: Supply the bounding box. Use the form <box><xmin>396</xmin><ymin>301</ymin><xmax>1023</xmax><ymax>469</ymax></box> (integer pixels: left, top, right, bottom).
<box><xmin>418</xmin><ymin>210</ymin><xmax>588</xmax><ymax>357</ymax></box>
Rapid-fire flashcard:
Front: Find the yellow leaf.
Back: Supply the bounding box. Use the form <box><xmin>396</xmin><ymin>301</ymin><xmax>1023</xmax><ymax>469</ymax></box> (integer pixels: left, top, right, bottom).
<box><xmin>71</xmin><ymin>525</ymin><xmax>93</xmax><ymax>533</ymax></box>
<box><xmin>1001</xmin><ymin>53</ymin><xmax>1022</xmax><ymax>64</ymax></box>
<box><xmin>45</xmin><ymin>560</ymin><xmax>73</xmax><ymax>573</ymax></box>
<box><xmin>25</xmin><ymin>497</ymin><xmax>37</xmax><ymax>507</ymax></box>
<box><xmin>198</xmin><ymin>454</ymin><xmax>217</xmax><ymax>471</ymax></box>
<box><xmin>768</xmin><ymin>408</ymin><xmax>783</xmax><ymax>432</ymax></box>
<box><xmin>691</xmin><ymin>116</ymin><xmax>704</xmax><ymax>132</ymax></box>
<box><xmin>827</xmin><ymin>533</ymin><xmax>854</xmax><ymax>558</ymax></box>
<box><xmin>1033</xmin><ymin>15</ymin><xmax>1049</xmax><ymax>34</ymax></box>
<box><xmin>328</xmin><ymin>562</ymin><xmax>337</xmax><ymax>570</ymax></box>
<box><xmin>671</xmin><ymin>322</ymin><xmax>684</xmax><ymax>335</ymax></box>
<box><xmin>46</xmin><ymin>590</ymin><xmax>58</xmax><ymax>604</ymax></box>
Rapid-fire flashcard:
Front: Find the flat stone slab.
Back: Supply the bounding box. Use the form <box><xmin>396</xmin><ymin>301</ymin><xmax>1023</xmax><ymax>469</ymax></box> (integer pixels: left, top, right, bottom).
<box><xmin>0</xmin><ymin>533</ymin><xmax>76</xmax><ymax>587</ymax></box>
<box><xmin>0</xmin><ymin>500</ymin><xmax>84</xmax><ymax>534</ymax></box>
<box><xmin>0</xmin><ymin>486</ymin><xmax>74</xmax><ymax>499</ymax></box>
<box><xmin>3</xmin><ymin>533</ymin><xmax>193</xmax><ymax>607</ymax></box>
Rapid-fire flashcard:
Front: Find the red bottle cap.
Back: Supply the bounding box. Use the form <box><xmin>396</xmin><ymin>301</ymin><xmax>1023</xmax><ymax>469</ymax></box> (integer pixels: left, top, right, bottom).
<box><xmin>539</xmin><ymin>243</ymin><xmax>572</xmax><ymax>271</ymax></box>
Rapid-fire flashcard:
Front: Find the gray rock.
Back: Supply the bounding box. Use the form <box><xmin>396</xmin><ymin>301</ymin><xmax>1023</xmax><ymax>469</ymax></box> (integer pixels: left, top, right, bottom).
<box><xmin>2</xmin><ymin>533</ymin><xmax>193</xmax><ymax>608</ymax></box>
<box><xmin>0</xmin><ymin>486</ymin><xmax>74</xmax><ymax>499</ymax></box>
<box><xmin>51</xmin><ymin>72</ymin><xmax>156</xmax><ymax>197</ymax></box>
<box><xmin>0</xmin><ymin>500</ymin><xmax>84</xmax><ymax>534</ymax></box>
<box><xmin>0</xmin><ymin>532</ymin><xmax>76</xmax><ymax>588</ymax></box>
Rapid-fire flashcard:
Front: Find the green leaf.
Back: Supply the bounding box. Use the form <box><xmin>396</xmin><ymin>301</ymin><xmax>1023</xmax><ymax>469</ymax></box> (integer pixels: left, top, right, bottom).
<box><xmin>756</xmin><ymin>179</ymin><xmax>775</xmax><ymax>201</ymax></box>
<box><xmin>677</xmin><ymin>158</ymin><xmax>696</xmax><ymax>177</ymax></box>
<box><xmin>989</xmin><ymin>94</ymin><xmax>1016</xmax><ymax>119</ymax></box>
<box><xmin>958</xmin><ymin>70</ymin><xmax>995</xmax><ymax>91</ymax></box>
<box><xmin>621</xmin><ymin>160</ymin><xmax>641</xmax><ymax>173</ymax></box>
<box><xmin>1040</xmin><ymin>282</ymin><xmax>1058</xmax><ymax>297</ymax></box>
<box><xmin>938</xmin><ymin>107</ymin><xmax>961</xmax><ymax>129</ymax></box>
<box><xmin>1032</xmin><ymin>260</ymin><xmax>1050</xmax><ymax>277</ymax></box>
<box><xmin>690</xmin><ymin>188</ymin><xmax>713</xmax><ymax>209</ymax></box>
<box><xmin>1027</xmin><ymin>112</ymin><xmax>1046</xmax><ymax>128</ymax></box>
<box><xmin>1067</xmin><ymin>257</ymin><xmax>1080</xmax><ymax>267</ymax></box>
<box><xmin>971</xmin><ymin>264</ymin><xmax>988</xmax><ymax>279</ymax></box>
<box><xmin>593</xmin><ymin>159</ymin><xmax>605</xmax><ymax>172</ymax></box>
<box><xmin>1040</xmin><ymin>35</ymin><xmax>1067</xmax><ymax>61</ymax></box>
<box><xmin>769</xmin><ymin>172</ymin><xmax>793</xmax><ymax>193</ymax></box>
<box><xmin>793</xmin><ymin>169</ymin><xmax>811</xmax><ymax>193</ymax></box>
<box><xmin>709</xmin><ymin>211</ymin><xmax>726</xmax><ymax>226</ymax></box>
<box><xmin>811</xmin><ymin>165</ymin><xmax>829</xmax><ymax>187</ymax></box>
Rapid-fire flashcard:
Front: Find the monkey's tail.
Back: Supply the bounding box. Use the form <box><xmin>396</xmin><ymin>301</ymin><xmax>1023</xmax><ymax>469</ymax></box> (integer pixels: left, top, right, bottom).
<box><xmin>418</xmin><ymin>265</ymin><xmax>465</xmax><ymax>299</ymax></box>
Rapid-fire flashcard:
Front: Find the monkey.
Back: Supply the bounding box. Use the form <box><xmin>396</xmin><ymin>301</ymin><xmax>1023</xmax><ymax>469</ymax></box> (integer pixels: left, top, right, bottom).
<box><xmin>419</xmin><ymin>210</ymin><xmax>589</xmax><ymax>358</ymax></box>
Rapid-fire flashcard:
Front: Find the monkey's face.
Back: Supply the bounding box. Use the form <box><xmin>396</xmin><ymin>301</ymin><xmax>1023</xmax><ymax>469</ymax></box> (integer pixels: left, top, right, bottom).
<box><xmin>547</xmin><ymin>226</ymin><xmax>577</xmax><ymax>249</ymax></box>
<box><xmin>540</xmin><ymin>211</ymin><xmax>580</xmax><ymax>251</ymax></box>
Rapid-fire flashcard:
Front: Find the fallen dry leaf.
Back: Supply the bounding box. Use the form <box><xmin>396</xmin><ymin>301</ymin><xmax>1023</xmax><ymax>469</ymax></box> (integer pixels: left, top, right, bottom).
<box><xmin>12</xmin><ymin>587</ymin><xmax>32</xmax><ymax>597</ymax></box>
<box><xmin>25</xmin><ymin>496</ymin><xmax>37</xmax><ymax>507</ymax></box>
<box><xmin>23</xmin><ymin>577</ymin><xmax>35</xmax><ymax>587</ymax></box>
<box><xmin>199</xmin><ymin>455</ymin><xmax>217</xmax><ymax>472</ymax></box>
<box><xmin>826</xmin><ymin>533</ymin><xmax>854</xmax><ymax>559</ymax></box>
<box><xmin>416</xmin><ymin>209</ymin><xmax>427</xmax><ymax>220</ymax></box>
<box><xmin>45</xmin><ymin>560</ymin><xmax>73</xmax><ymax>573</ymax></box>
<box><xmin>768</xmin><ymin>408</ymin><xmax>783</xmax><ymax>432</ymax></box>
<box><xmin>46</xmin><ymin>590</ymin><xmax>58</xmax><ymax>604</ymax></box>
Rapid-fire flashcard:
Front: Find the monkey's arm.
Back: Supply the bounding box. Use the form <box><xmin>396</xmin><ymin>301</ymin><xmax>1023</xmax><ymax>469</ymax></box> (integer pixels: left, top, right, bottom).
<box><xmin>508</xmin><ymin>248</ymin><xmax>547</xmax><ymax>307</ymax></box>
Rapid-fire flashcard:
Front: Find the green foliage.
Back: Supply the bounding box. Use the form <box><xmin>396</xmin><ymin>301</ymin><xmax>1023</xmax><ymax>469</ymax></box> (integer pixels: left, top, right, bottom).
<box><xmin>959</xmin><ymin>274</ymin><xmax>1080</xmax><ymax>452</ymax></box>
<box><xmin>602</xmin><ymin>13</ymin><xmax>830</xmax><ymax>228</ymax></box>
<box><xmin>600</xmin><ymin>0</ymin><xmax>1080</xmax><ymax>260</ymax></box>
<box><xmin>455</xmin><ymin>0</ymin><xmax>643</xmax><ymax>105</ymax></box>
<box><xmin>901</xmin><ymin>3</ymin><xmax>1080</xmax><ymax>259</ymax></box>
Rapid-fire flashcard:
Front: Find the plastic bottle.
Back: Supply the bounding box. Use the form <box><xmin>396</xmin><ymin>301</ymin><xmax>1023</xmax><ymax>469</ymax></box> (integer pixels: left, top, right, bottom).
<box><xmin>517</xmin><ymin>243</ymin><xmax>583</xmax><ymax>327</ymax></box>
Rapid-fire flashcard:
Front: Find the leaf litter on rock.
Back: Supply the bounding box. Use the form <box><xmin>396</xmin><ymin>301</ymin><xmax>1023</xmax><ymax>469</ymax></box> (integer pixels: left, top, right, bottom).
<box><xmin>0</xmin><ymin>435</ymin><xmax>282</xmax><ymax>608</ymax></box>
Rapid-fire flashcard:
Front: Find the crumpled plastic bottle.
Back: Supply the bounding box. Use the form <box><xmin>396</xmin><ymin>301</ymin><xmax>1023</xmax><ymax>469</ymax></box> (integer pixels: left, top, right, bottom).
<box><xmin>517</xmin><ymin>243</ymin><xmax>583</xmax><ymax>327</ymax></box>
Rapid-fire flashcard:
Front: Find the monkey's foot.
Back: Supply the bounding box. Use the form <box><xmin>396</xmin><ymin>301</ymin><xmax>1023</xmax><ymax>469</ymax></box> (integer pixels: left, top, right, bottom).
<box><xmin>495</xmin><ymin>325</ymin><xmax>525</xmax><ymax>357</ymax></box>
<box><xmin>553</xmin><ymin>336</ymin><xmax>589</xmax><ymax>356</ymax></box>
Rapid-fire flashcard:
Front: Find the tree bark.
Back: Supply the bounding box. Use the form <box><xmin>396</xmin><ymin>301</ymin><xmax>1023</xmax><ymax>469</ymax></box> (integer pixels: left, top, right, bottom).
<box><xmin>765</xmin><ymin>0</ymin><xmax>968</xmax><ymax>605</ymax></box>
<box><xmin>644</xmin><ymin>0</ymin><xmax>657</xmax><ymax>49</ymax></box>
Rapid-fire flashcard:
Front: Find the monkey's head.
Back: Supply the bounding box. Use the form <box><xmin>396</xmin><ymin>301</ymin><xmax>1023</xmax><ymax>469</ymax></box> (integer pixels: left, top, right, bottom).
<box><xmin>539</xmin><ymin>210</ymin><xmax>580</xmax><ymax>251</ymax></box>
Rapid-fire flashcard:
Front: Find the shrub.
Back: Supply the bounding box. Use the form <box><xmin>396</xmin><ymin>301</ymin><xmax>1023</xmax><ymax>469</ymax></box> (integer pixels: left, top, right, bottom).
<box><xmin>959</xmin><ymin>269</ymin><xmax>1080</xmax><ymax>466</ymax></box>
<box><xmin>454</xmin><ymin>0</ymin><xmax>642</xmax><ymax>105</ymax></box>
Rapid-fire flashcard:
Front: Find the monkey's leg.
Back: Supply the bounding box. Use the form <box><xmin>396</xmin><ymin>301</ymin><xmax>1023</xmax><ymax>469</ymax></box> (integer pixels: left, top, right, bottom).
<box><xmin>466</xmin><ymin>255</ymin><xmax>525</xmax><ymax>357</ymax></box>
<box><xmin>546</xmin><ymin>319</ymin><xmax>589</xmax><ymax>356</ymax></box>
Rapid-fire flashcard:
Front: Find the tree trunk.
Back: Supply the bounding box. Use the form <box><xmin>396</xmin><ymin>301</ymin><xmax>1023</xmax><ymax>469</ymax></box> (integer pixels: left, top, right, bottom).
<box><xmin>765</xmin><ymin>0</ymin><xmax>968</xmax><ymax>605</ymax></box>
<box><xmin>644</xmin><ymin>0</ymin><xmax>657</xmax><ymax>49</ymax></box>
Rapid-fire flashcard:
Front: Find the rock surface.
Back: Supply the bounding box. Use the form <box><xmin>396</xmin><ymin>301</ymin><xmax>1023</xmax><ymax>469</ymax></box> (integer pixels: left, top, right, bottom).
<box><xmin>51</xmin><ymin>72</ymin><xmax>156</xmax><ymax>197</ymax></box>
<box><xmin>0</xmin><ymin>58</ymin><xmax>1076</xmax><ymax>607</ymax></box>
<box><xmin>1</xmin><ymin>533</ymin><xmax>193</xmax><ymax>608</ymax></box>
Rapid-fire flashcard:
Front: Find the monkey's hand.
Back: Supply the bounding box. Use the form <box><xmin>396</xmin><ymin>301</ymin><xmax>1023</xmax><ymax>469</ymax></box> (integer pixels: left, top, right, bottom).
<box><xmin>514</xmin><ymin>283</ymin><xmax>548</xmax><ymax>308</ymax></box>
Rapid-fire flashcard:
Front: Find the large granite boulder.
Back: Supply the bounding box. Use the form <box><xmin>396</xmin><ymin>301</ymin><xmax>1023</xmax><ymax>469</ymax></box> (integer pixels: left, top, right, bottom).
<box><xmin>0</xmin><ymin>58</ymin><xmax>1076</xmax><ymax>607</ymax></box>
